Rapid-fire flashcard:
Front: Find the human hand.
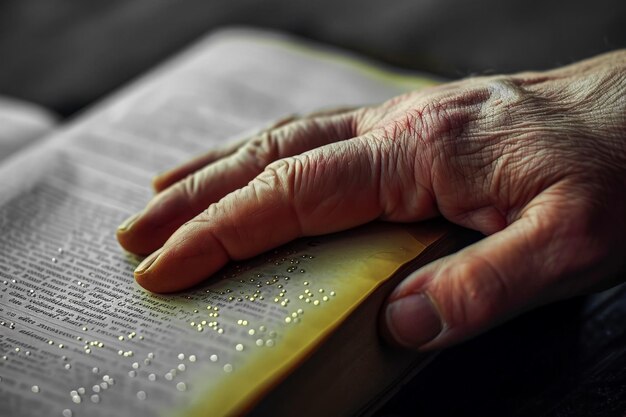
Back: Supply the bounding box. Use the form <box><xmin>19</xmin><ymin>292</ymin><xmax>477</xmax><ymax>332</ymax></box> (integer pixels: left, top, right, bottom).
<box><xmin>117</xmin><ymin>50</ymin><xmax>626</xmax><ymax>350</ymax></box>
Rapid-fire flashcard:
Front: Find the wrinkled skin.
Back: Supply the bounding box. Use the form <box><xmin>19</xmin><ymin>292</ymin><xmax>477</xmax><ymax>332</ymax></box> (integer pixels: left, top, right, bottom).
<box><xmin>117</xmin><ymin>50</ymin><xmax>626</xmax><ymax>350</ymax></box>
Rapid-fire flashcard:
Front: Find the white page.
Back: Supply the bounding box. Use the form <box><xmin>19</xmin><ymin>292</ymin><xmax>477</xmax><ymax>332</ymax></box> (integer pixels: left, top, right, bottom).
<box><xmin>0</xmin><ymin>96</ymin><xmax>57</xmax><ymax>163</ymax></box>
<box><xmin>0</xmin><ymin>28</ymin><xmax>429</xmax><ymax>417</ymax></box>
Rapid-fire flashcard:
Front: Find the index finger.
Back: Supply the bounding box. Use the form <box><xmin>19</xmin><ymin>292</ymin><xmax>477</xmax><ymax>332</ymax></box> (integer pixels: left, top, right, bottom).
<box><xmin>152</xmin><ymin>107</ymin><xmax>355</xmax><ymax>192</ymax></box>
<box><xmin>134</xmin><ymin>135</ymin><xmax>432</xmax><ymax>293</ymax></box>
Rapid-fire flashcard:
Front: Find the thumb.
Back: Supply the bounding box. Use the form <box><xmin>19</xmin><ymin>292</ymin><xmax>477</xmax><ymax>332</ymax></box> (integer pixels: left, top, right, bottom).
<box><xmin>383</xmin><ymin>198</ymin><xmax>597</xmax><ymax>350</ymax></box>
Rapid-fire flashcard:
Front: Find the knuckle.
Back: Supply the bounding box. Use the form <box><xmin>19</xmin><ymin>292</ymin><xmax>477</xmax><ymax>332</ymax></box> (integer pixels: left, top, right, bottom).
<box><xmin>435</xmin><ymin>255</ymin><xmax>510</xmax><ymax>331</ymax></box>
<box><xmin>236</xmin><ymin>130</ymin><xmax>281</xmax><ymax>172</ymax></box>
<box><xmin>173</xmin><ymin>172</ymin><xmax>204</xmax><ymax>206</ymax></box>
<box><xmin>257</xmin><ymin>156</ymin><xmax>306</xmax><ymax>199</ymax></box>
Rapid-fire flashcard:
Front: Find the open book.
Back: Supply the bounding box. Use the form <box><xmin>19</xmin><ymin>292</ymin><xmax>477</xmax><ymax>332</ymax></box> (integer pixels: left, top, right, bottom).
<box><xmin>0</xmin><ymin>28</ymin><xmax>473</xmax><ymax>416</ymax></box>
<box><xmin>0</xmin><ymin>96</ymin><xmax>57</xmax><ymax>163</ymax></box>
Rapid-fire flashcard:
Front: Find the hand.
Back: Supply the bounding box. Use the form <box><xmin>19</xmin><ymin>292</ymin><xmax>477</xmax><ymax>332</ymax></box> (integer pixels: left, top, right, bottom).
<box><xmin>117</xmin><ymin>50</ymin><xmax>626</xmax><ymax>350</ymax></box>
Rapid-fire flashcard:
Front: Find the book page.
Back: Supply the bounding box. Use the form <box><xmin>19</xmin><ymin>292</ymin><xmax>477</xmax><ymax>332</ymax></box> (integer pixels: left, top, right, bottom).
<box><xmin>0</xmin><ymin>97</ymin><xmax>57</xmax><ymax>162</ymax></box>
<box><xmin>0</xmin><ymin>29</ymin><xmax>437</xmax><ymax>417</ymax></box>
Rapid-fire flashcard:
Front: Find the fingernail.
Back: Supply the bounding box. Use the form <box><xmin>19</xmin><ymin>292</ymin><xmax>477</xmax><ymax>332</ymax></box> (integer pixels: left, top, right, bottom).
<box><xmin>118</xmin><ymin>212</ymin><xmax>142</xmax><ymax>232</ymax></box>
<box><xmin>385</xmin><ymin>293</ymin><xmax>443</xmax><ymax>348</ymax></box>
<box><xmin>135</xmin><ymin>248</ymin><xmax>164</xmax><ymax>274</ymax></box>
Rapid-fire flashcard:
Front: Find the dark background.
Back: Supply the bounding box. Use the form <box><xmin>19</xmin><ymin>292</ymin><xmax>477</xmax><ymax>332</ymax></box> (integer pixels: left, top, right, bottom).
<box><xmin>0</xmin><ymin>0</ymin><xmax>625</xmax><ymax>117</ymax></box>
<box><xmin>1</xmin><ymin>1</ymin><xmax>624</xmax><ymax>416</ymax></box>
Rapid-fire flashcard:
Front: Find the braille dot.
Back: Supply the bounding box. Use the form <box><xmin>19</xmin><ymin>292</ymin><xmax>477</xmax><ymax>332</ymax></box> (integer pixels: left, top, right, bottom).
<box><xmin>118</xmin><ymin>336</ymin><xmax>124</xmax><ymax>341</ymax></box>
<box><xmin>210</xmin><ymin>354</ymin><xmax>218</xmax><ymax>362</ymax></box>
<box><xmin>248</xmin><ymin>329</ymin><xmax>255</xmax><ymax>336</ymax></box>
<box><xmin>303</xmin><ymin>281</ymin><xmax>309</xmax><ymax>286</ymax></box>
<box><xmin>64</xmin><ymin>363</ymin><xmax>71</xmax><ymax>370</ymax></box>
<box><xmin>137</xmin><ymin>391</ymin><xmax>147</xmax><ymax>400</ymax></box>
<box><xmin>72</xmin><ymin>395</ymin><xmax>81</xmax><ymax>404</ymax></box>
<box><xmin>178</xmin><ymin>363</ymin><xmax>186</xmax><ymax>372</ymax></box>
<box><xmin>255</xmin><ymin>339</ymin><xmax>264</xmax><ymax>347</ymax></box>
<box><xmin>177</xmin><ymin>353</ymin><xmax>185</xmax><ymax>360</ymax></box>
<box><xmin>297</xmin><ymin>308</ymin><xmax>304</xmax><ymax>314</ymax></box>
<box><xmin>31</xmin><ymin>385</ymin><xmax>40</xmax><ymax>393</ymax></box>
<box><xmin>164</xmin><ymin>372</ymin><xmax>173</xmax><ymax>381</ymax></box>
<box><xmin>90</xmin><ymin>394</ymin><xmax>100</xmax><ymax>403</ymax></box>
<box><xmin>62</xmin><ymin>409</ymin><xmax>73</xmax><ymax>417</ymax></box>
<box><xmin>48</xmin><ymin>340</ymin><xmax>54</xmax><ymax>345</ymax></box>
<box><xmin>235</xmin><ymin>344</ymin><xmax>244</xmax><ymax>352</ymax></box>
<box><xmin>217</xmin><ymin>328</ymin><xmax>224</xmax><ymax>334</ymax></box>
<box><xmin>223</xmin><ymin>364</ymin><xmax>233</xmax><ymax>373</ymax></box>
<box><xmin>92</xmin><ymin>367</ymin><xmax>99</xmax><ymax>374</ymax></box>
<box><xmin>128</xmin><ymin>370</ymin><xmax>137</xmax><ymax>378</ymax></box>
<box><xmin>285</xmin><ymin>317</ymin><xmax>292</xmax><ymax>323</ymax></box>
<box><xmin>330</xmin><ymin>291</ymin><xmax>336</xmax><ymax>296</ymax></box>
<box><xmin>148</xmin><ymin>373</ymin><xmax>156</xmax><ymax>381</ymax></box>
<box><xmin>323</xmin><ymin>296</ymin><xmax>329</xmax><ymax>301</ymax></box>
<box><xmin>92</xmin><ymin>385</ymin><xmax>101</xmax><ymax>393</ymax></box>
<box><xmin>147</xmin><ymin>352</ymin><xmax>155</xmax><ymax>359</ymax></box>
<box><xmin>313</xmin><ymin>300</ymin><xmax>320</xmax><ymax>306</ymax></box>
<box><xmin>189</xmin><ymin>355</ymin><xmax>197</xmax><ymax>362</ymax></box>
<box><xmin>102</xmin><ymin>375</ymin><xmax>110</xmax><ymax>382</ymax></box>
<box><xmin>100</xmin><ymin>382</ymin><xmax>108</xmax><ymax>390</ymax></box>
<box><xmin>132</xmin><ymin>362</ymin><xmax>139</xmax><ymax>369</ymax></box>
<box><xmin>176</xmin><ymin>382</ymin><xmax>187</xmax><ymax>392</ymax></box>
<box><xmin>52</xmin><ymin>258</ymin><xmax>57</xmax><ymax>263</ymax></box>
<box><xmin>144</xmin><ymin>358</ymin><xmax>151</xmax><ymax>365</ymax></box>
<box><xmin>77</xmin><ymin>387</ymin><xmax>85</xmax><ymax>395</ymax></box>
<box><xmin>265</xmin><ymin>339</ymin><xmax>275</xmax><ymax>347</ymax></box>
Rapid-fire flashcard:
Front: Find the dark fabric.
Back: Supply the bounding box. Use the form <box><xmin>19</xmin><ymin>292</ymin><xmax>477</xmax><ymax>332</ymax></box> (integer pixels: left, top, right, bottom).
<box><xmin>377</xmin><ymin>283</ymin><xmax>626</xmax><ymax>417</ymax></box>
<box><xmin>0</xmin><ymin>0</ymin><xmax>624</xmax><ymax>116</ymax></box>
